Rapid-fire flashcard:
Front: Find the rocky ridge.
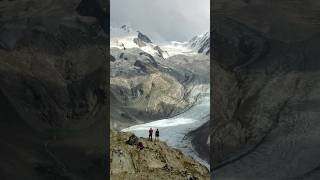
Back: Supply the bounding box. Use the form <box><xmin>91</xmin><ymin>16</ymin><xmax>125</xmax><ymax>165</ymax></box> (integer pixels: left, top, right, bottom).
<box><xmin>110</xmin><ymin>25</ymin><xmax>169</xmax><ymax>59</ymax></box>
<box><xmin>189</xmin><ymin>32</ymin><xmax>210</xmax><ymax>55</ymax></box>
<box><xmin>110</xmin><ymin>130</ymin><xmax>209</xmax><ymax>180</ymax></box>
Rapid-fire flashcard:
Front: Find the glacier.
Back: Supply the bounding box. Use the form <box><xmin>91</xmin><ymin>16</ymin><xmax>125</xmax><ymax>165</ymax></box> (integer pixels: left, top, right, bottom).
<box><xmin>122</xmin><ymin>84</ymin><xmax>210</xmax><ymax>169</ymax></box>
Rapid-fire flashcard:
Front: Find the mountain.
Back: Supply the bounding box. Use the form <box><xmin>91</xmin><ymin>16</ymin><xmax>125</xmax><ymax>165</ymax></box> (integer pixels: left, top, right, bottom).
<box><xmin>110</xmin><ymin>25</ymin><xmax>169</xmax><ymax>59</ymax></box>
<box><xmin>110</xmin><ymin>130</ymin><xmax>209</xmax><ymax>180</ymax></box>
<box><xmin>111</xmin><ymin>25</ymin><xmax>210</xmax><ymax>58</ymax></box>
<box><xmin>189</xmin><ymin>32</ymin><xmax>210</xmax><ymax>55</ymax></box>
<box><xmin>110</xmin><ymin>24</ymin><xmax>211</xmax><ymax>174</ymax></box>
<box><xmin>110</xmin><ymin>27</ymin><xmax>210</xmax><ymax>172</ymax></box>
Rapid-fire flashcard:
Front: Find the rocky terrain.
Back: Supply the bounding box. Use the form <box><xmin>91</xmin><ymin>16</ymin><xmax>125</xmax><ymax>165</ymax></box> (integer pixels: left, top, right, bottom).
<box><xmin>110</xmin><ymin>26</ymin><xmax>169</xmax><ymax>59</ymax></box>
<box><xmin>211</xmin><ymin>0</ymin><xmax>320</xmax><ymax>179</ymax></box>
<box><xmin>110</xmin><ymin>47</ymin><xmax>189</xmax><ymax>129</ymax></box>
<box><xmin>0</xmin><ymin>0</ymin><xmax>108</xmax><ymax>179</ymax></box>
<box><xmin>110</xmin><ymin>27</ymin><xmax>210</xmax><ymax>131</ymax></box>
<box><xmin>110</xmin><ymin>130</ymin><xmax>209</xmax><ymax>180</ymax></box>
<box><xmin>189</xmin><ymin>32</ymin><xmax>210</xmax><ymax>55</ymax></box>
<box><xmin>110</xmin><ymin>26</ymin><xmax>211</xmax><ymax>177</ymax></box>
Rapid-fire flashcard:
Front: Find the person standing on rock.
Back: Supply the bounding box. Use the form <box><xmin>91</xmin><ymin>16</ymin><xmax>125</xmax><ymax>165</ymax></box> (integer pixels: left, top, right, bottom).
<box><xmin>155</xmin><ymin>129</ymin><xmax>160</xmax><ymax>143</ymax></box>
<box><xmin>149</xmin><ymin>127</ymin><xmax>153</xmax><ymax>141</ymax></box>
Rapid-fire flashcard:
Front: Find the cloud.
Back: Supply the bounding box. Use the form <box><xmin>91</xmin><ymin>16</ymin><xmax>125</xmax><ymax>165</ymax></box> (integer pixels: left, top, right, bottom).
<box><xmin>110</xmin><ymin>0</ymin><xmax>210</xmax><ymax>42</ymax></box>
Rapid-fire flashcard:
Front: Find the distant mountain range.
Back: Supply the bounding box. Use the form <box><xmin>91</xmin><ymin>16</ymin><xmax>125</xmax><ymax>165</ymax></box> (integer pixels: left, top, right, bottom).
<box><xmin>110</xmin><ymin>25</ymin><xmax>210</xmax><ymax>58</ymax></box>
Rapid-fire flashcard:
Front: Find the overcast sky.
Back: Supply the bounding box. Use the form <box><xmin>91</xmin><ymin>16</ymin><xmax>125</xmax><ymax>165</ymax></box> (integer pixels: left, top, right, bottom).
<box><xmin>110</xmin><ymin>0</ymin><xmax>210</xmax><ymax>42</ymax></box>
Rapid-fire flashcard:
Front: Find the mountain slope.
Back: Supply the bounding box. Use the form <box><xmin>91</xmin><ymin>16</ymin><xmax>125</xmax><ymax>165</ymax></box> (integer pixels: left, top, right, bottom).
<box><xmin>110</xmin><ymin>130</ymin><xmax>209</xmax><ymax>180</ymax></box>
<box><xmin>110</xmin><ymin>25</ymin><xmax>169</xmax><ymax>59</ymax></box>
<box><xmin>110</xmin><ymin>47</ymin><xmax>189</xmax><ymax>130</ymax></box>
<box><xmin>189</xmin><ymin>32</ymin><xmax>210</xmax><ymax>55</ymax></box>
<box><xmin>110</xmin><ymin>28</ymin><xmax>211</xmax><ymax>130</ymax></box>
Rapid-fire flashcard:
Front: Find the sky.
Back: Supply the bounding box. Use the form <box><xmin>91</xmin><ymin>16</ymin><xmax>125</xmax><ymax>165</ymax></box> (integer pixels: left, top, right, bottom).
<box><xmin>110</xmin><ymin>0</ymin><xmax>210</xmax><ymax>42</ymax></box>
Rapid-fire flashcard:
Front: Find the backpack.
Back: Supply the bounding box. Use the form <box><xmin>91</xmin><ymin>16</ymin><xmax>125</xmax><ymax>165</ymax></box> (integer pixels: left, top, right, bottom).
<box><xmin>126</xmin><ymin>134</ymin><xmax>138</xmax><ymax>145</ymax></box>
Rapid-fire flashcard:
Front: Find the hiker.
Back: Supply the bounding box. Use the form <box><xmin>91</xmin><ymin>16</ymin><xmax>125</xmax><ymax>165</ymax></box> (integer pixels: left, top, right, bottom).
<box><xmin>136</xmin><ymin>141</ymin><xmax>144</xmax><ymax>171</ymax></box>
<box><xmin>155</xmin><ymin>129</ymin><xmax>159</xmax><ymax>142</ymax></box>
<box><xmin>149</xmin><ymin>127</ymin><xmax>153</xmax><ymax>141</ymax></box>
<box><xmin>137</xmin><ymin>141</ymin><xmax>144</xmax><ymax>150</ymax></box>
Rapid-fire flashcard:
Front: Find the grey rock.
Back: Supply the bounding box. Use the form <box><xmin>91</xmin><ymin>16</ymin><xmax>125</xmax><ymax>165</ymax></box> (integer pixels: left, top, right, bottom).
<box><xmin>137</xmin><ymin>31</ymin><xmax>152</xmax><ymax>43</ymax></box>
<box><xmin>133</xmin><ymin>37</ymin><xmax>146</xmax><ymax>47</ymax></box>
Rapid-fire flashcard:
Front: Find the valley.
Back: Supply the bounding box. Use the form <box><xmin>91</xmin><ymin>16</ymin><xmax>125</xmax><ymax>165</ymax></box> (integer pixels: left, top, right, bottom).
<box><xmin>110</xmin><ymin>25</ymin><xmax>210</xmax><ymax>168</ymax></box>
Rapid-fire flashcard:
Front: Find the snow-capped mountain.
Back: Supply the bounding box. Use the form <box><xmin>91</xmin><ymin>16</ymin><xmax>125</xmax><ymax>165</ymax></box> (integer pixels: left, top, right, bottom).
<box><xmin>162</xmin><ymin>32</ymin><xmax>210</xmax><ymax>56</ymax></box>
<box><xmin>110</xmin><ymin>25</ymin><xmax>209</xmax><ymax>58</ymax></box>
<box><xmin>189</xmin><ymin>32</ymin><xmax>210</xmax><ymax>55</ymax></box>
<box><xmin>110</xmin><ymin>25</ymin><xmax>169</xmax><ymax>59</ymax></box>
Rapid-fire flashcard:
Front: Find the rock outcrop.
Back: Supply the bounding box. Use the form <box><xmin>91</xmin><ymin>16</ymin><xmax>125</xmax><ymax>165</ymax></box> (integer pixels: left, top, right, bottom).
<box><xmin>110</xmin><ymin>130</ymin><xmax>209</xmax><ymax>180</ymax></box>
<box><xmin>133</xmin><ymin>37</ymin><xmax>147</xmax><ymax>47</ymax></box>
<box><xmin>137</xmin><ymin>31</ymin><xmax>153</xmax><ymax>43</ymax></box>
<box><xmin>189</xmin><ymin>32</ymin><xmax>210</xmax><ymax>55</ymax></box>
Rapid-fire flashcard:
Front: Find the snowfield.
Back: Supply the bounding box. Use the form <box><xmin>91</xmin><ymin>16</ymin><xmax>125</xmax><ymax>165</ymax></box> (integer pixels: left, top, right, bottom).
<box><xmin>160</xmin><ymin>41</ymin><xmax>198</xmax><ymax>57</ymax></box>
<box><xmin>110</xmin><ymin>25</ymin><xmax>208</xmax><ymax>58</ymax></box>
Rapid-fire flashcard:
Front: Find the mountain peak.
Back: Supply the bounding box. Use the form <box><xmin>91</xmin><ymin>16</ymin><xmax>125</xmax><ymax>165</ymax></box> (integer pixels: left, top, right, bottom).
<box><xmin>137</xmin><ymin>31</ymin><xmax>153</xmax><ymax>43</ymax></box>
<box><xmin>189</xmin><ymin>32</ymin><xmax>210</xmax><ymax>55</ymax></box>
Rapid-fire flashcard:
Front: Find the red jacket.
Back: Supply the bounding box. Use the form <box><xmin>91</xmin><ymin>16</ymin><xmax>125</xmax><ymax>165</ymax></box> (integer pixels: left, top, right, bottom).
<box><xmin>149</xmin><ymin>128</ymin><xmax>153</xmax><ymax>134</ymax></box>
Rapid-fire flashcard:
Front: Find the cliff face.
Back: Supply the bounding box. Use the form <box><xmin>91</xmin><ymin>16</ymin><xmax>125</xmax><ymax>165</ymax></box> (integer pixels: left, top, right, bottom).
<box><xmin>212</xmin><ymin>1</ymin><xmax>320</xmax><ymax>179</ymax></box>
<box><xmin>110</xmin><ymin>130</ymin><xmax>209</xmax><ymax>180</ymax></box>
<box><xmin>0</xmin><ymin>0</ymin><xmax>108</xmax><ymax>179</ymax></box>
